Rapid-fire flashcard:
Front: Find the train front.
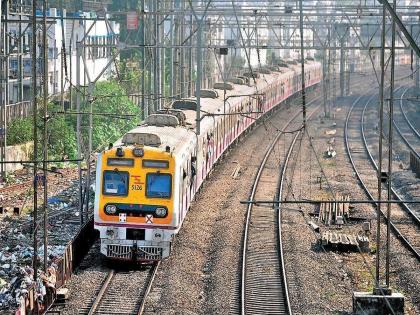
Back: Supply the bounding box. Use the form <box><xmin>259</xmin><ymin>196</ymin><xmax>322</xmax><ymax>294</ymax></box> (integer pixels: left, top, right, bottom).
<box><xmin>94</xmin><ymin>143</ymin><xmax>176</xmax><ymax>262</ymax></box>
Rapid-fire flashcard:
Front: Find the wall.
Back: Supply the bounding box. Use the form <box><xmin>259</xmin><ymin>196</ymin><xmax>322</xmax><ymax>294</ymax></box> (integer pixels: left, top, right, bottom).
<box><xmin>5</xmin><ymin>142</ymin><xmax>32</xmax><ymax>172</ymax></box>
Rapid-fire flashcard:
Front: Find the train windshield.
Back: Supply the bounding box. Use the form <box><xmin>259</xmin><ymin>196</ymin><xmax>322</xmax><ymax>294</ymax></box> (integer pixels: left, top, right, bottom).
<box><xmin>146</xmin><ymin>173</ymin><xmax>171</xmax><ymax>198</ymax></box>
<box><xmin>103</xmin><ymin>170</ymin><xmax>129</xmax><ymax>196</ymax></box>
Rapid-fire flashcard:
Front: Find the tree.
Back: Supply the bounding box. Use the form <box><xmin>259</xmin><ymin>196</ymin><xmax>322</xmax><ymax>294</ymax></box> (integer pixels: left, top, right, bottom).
<box><xmin>7</xmin><ymin>103</ymin><xmax>77</xmax><ymax>160</ymax></box>
<box><xmin>83</xmin><ymin>80</ymin><xmax>141</xmax><ymax>151</ymax></box>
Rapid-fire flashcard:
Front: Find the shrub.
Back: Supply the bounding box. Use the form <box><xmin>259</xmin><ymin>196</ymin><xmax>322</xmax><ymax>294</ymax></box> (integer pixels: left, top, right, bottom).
<box><xmin>7</xmin><ymin>117</ymin><xmax>33</xmax><ymax>145</ymax></box>
<box><xmin>85</xmin><ymin>80</ymin><xmax>141</xmax><ymax>151</ymax></box>
<box><xmin>7</xmin><ymin>80</ymin><xmax>141</xmax><ymax>161</ymax></box>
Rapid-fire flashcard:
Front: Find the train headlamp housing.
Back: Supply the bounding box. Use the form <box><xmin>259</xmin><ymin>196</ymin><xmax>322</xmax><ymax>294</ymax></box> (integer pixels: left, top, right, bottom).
<box><xmin>155</xmin><ymin>207</ymin><xmax>167</xmax><ymax>218</ymax></box>
<box><xmin>105</xmin><ymin>204</ymin><xmax>117</xmax><ymax>215</ymax></box>
<box><xmin>132</xmin><ymin>147</ymin><xmax>144</xmax><ymax>157</ymax></box>
<box><xmin>116</xmin><ymin>147</ymin><xmax>124</xmax><ymax>157</ymax></box>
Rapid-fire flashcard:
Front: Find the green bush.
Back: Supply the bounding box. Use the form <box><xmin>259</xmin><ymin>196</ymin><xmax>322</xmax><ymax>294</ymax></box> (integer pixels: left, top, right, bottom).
<box><xmin>7</xmin><ymin>117</ymin><xmax>33</xmax><ymax>145</ymax></box>
<box><xmin>7</xmin><ymin>79</ymin><xmax>141</xmax><ymax>161</ymax></box>
<box><xmin>7</xmin><ymin>106</ymin><xmax>76</xmax><ymax>160</ymax></box>
<box><xmin>85</xmin><ymin>80</ymin><xmax>141</xmax><ymax>151</ymax></box>
<box><xmin>48</xmin><ymin>111</ymin><xmax>77</xmax><ymax>159</ymax></box>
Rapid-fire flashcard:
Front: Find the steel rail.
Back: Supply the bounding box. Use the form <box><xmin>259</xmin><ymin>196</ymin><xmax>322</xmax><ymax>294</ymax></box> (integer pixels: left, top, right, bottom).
<box><xmin>86</xmin><ymin>262</ymin><xmax>159</xmax><ymax>315</ymax></box>
<box><xmin>398</xmin><ymin>87</ymin><xmax>420</xmax><ymax>141</ymax></box>
<box><xmin>87</xmin><ymin>270</ymin><xmax>115</xmax><ymax>315</ymax></box>
<box><xmin>137</xmin><ymin>261</ymin><xmax>160</xmax><ymax>315</ymax></box>
<box><xmin>391</xmin><ymin>87</ymin><xmax>420</xmax><ymax>161</ymax></box>
<box><xmin>239</xmin><ymin>69</ymin><xmax>385</xmax><ymax>314</ymax></box>
<box><xmin>362</xmin><ymin>91</ymin><xmax>420</xmax><ymax>227</ymax></box>
<box><xmin>344</xmin><ymin>93</ymin><xmax>420</xmax><ymax>261</ymax></box>
<box><xmin>240</xmin><ymin>95</ymin><xmax>322</xmax><ymax>315</ymax></box>
<box><xmin>274</xmin><ymin>123</ymin><xmax>301</xmax><ymax>315</ymax></box>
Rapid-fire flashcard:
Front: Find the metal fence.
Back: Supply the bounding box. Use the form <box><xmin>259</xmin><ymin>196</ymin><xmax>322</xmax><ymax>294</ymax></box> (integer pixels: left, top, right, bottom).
<box><xmin>6</xmin><ymin>101</ymin><xmax>33</xmax><ymax>123</ymax></box>
<box><xmin>15</xmin><ymin>218</ymin><xmax>97</xmax><ymax>315</ymax></box>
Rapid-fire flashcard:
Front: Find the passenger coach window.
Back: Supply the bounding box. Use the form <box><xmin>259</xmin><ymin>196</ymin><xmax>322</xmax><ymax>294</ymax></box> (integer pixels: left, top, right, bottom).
<box><xmin>146</xmin><ymin>173</ymin><xmax>172</xmax><ymax>198</ymax></box>
<box><xmin>103</xmin><ymin>170</ymin><xmax>129</xmax><ymax>196</ymax></box>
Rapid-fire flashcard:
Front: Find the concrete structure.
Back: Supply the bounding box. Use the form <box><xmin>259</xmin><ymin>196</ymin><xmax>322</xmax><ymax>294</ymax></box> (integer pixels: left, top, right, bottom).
<box><xmin>5</xmin><ymin>8</ymin><xmax>120</xmax><ymax>104</ymax></box>
<box><xmin>5</xmin><ymin>141</ymin><xmax>32</xmax><ymax>172</ymax></box>
<box><xmin>353</xmin><ymin>291</ymin><xmax>404</xmax><ymax>315</ymax></box>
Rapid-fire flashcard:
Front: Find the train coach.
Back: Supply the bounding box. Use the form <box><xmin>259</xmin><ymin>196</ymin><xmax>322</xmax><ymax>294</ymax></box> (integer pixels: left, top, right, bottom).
<box><xmin>94</xmin><ymin>59</ymin><xmax>322</xmax><ymax>262</ymax></box>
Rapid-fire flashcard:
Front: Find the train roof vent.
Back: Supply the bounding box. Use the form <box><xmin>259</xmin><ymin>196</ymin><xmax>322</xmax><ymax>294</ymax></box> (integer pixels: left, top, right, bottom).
<box><xmin>236</xmin><ymin>76</ymin><xmax>250</xmax><ymax>84</ymax></box>
<box><xmin>172</xmin><ymin>99</ymin><xmax>197</xmax><ymax>111</ymax></box>
<box><xmin>213</xmin><ymin>82</ymin><xmax>234</xmax><ymax>90</ymax></box>
<box><xmin>227</xmin><ymin>77</ymin><xmax>245</xmax><ymax>85</ymax></box>
<box><xmin>242</xmin><ymin>72</ymin><xmax>261</xmax><ymax>79</ymax></box>
<box><xmin>276</xmin><ymin>61</ymin><xmax>289</xmax><ymax>68</ymax></box>
<box><xmin>195</xmin><ymin>89</ymin><xmax>219</xmax><ymax>98</ymax></box>
<box><xmin>156</xmin><ymin>108</ymin><xmax>186</xmax><ymax>125</ymax></box>
<box><xmin>145</xmin><ymin>114</ymin><xmax>180</xmax><ymax>127</ymax></box>
<box><xmin>123</xmin><ymin>132</ymin><xmax>162</xmax><ymax>147</ymax></box>
<box><xmin>268</xmin><ymin>65</ymin><xmax>280</xmax><ymax>72</ymax></box>
<box><xmin>259</xmin><ymin>68</ymin><xmax>272</xmax><ymax>74</ymax></box>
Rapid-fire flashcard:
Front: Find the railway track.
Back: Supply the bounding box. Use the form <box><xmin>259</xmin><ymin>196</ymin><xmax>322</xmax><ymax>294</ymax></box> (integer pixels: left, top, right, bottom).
<box><xmin>82</xmin><ymin>262</ymin><xmax>159</xmax><ymax>315</ymax></box>
<box><xmin>0</xmin><ymin>180</ymin><xmax>31</xmax><ymax>193</ymax></box>
<box><xmin>398</xmin><ymin>87</ymin><xmax>420</xmax><ymax>142</ymax></box>
<box><xmin>239</xmin><ymin>71</ymin><xmax>383</xmax><ymax>315</ymax></box>
<box><xmin>344</xmin><ymin>91</ymin><xmax>420</xmax><ymax>260</ymax></box>
<box><xmin>393</xmin><ymin>87</ymin><xmax>420</xmax><ymax>216</ymax></box>
<box><xmin>240</xmin><ymin>96</ymin><xmax>321</xmax><ymax>314</ymax></box>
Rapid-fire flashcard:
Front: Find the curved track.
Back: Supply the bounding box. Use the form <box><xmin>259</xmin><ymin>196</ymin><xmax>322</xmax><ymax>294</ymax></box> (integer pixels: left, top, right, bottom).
<box><xmin>344</xmin><ymin>92</ymin><xmax>420</xmax><ymax>260</ymax></box>
<box><xmin>241</xmin><ymin>98</ymin><xmax>320</xmax><ymax>315</ymax></box>
<box><xmin>84</xmin><ymin>262</ymin><xmax>159</xmax><ymax>315</ymax></box>
<box><xmin>373</xmin><ymin>87</ymin><xmax>420</xmax><ymax>224</ymax></box>
<box><xmin>398</xmin><ymin>87</ymin><xmax>420</xmax><ymax>142</ymax></box>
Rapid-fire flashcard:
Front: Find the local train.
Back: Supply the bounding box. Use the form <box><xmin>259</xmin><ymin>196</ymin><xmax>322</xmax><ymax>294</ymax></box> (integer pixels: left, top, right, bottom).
<box><xmin>94</xmin><ymin>59</ymin><xmax>322</xmax><ymax>262</ymax></box>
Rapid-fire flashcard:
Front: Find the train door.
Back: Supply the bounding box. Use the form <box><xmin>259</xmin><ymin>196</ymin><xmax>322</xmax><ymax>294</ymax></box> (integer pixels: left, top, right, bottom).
<box><xmin>229</xmin><ymin>110</ymin><xmax>233</xmax><ymax>143</ymax></box>
<box><xmin>185</xmin><ymin>156</ymin><xmax>191</xmax><ymax>210</ymax></box>
<box><xmin>205</xmin><ymin>133</ymin><xmax>210</xmax><ymax>174</ymax></box>
<box><xmin>180</xmin><ymin>157</ymin><xmax>187</xmax><ymax>223</ymax></box>
<box><xmin>190</xmin><ymin>146</ymin><xmax>197</xmax><ymax>199</ymax></box>
<box><xmin>201</xmin><ymin>136</ymin><xmax>207</xmax><ymax>182</ymax></box>
<box><xmin>215</xmin><ymin>122</ymin><xmax>219</xmax><ymax>158</ymax></box>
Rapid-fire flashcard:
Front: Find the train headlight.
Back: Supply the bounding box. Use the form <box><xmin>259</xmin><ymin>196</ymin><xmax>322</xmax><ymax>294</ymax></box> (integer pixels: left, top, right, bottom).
<box><xmin>116</xmin><ymin>147</ymin><xmax>124</xmax><ymax>157</ymax></box>
<box><xmin>105</xmin><ymin>204</ymin><xmax>117</xmax><ymax>215</ymax></box>
<box><xmin>132</xmin><ymin>147</ymin><xmax>144</xmax><ymax>157</ymax></box>
<box><xmin>155</xmin><ymin>207</ymin><xmax>167</xmax><ymax>218</ymax></box>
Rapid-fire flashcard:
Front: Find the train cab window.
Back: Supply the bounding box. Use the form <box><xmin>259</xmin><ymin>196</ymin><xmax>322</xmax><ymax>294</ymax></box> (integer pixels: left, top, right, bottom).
<box><xmin>146</xmin><ymin>173</ymin><xmax>172</xmax><ymax>198</ymax></box>
<box><xmin>103</xmin><ymin>170</ymin><xmax>129</xmax><ymax>196</ymax></box>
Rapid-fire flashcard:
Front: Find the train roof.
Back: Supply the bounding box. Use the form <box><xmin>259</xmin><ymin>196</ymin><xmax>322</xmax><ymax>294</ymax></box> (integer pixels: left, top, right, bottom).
<box><xmin>115</xmin><ymin>60</ymin><xmax>320</xmax><ymax>157</ymax></box>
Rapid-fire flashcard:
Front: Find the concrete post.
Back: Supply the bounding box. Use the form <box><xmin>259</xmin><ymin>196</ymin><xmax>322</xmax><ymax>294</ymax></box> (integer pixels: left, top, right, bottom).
<box><xmin>147</xmin><ymin>0</ymin><xmax>152</xmax><ymax>112</ymax></box>
<box><xmin>322</xmin><ymin>49</ymin><xmax>328</xmax><ymax>117</ymax></box>
<box><xmin>140</xmin><ymin>0</ymin><xmax>146</xmax><ymax>118</ymax></box>
<box><xmin>340</xmin><ymin>37</ymin><xmax>345</xmax><ymax>97</ymax></box>
<box><xmin>179</xmin><ymin>0</ymin><xmax>185</xmax><ymax>98</ymax></box>
<box><xmin>196</xmin><ymin>20</ymin><xmax>202</xmax><ymax>135</ymax></box>
<box><xmin>76</xmin><ymin>41</ymin><xmax>83</xmax><ymax>225</ymax></box>
<box><xmin>169</xmin><ymin>0</ymin><xmax>175</xmax><ymax>100</ymax></box>
<box><xmin>154</xmin><ymin>0</ymin><xmax>160</xmax><ymax>111</ymax></box>
<box><xmin>415</xmin><ymin>53</ymin><xmax>419</xmax><ymax>89</ymax></box>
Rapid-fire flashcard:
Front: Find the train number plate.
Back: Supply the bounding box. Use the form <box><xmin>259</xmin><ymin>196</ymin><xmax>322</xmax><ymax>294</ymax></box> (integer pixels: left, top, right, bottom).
<box><xmin>131</xmin><ymin>184</ymin><xmax>143</xmax><ymax>191</ymax></box>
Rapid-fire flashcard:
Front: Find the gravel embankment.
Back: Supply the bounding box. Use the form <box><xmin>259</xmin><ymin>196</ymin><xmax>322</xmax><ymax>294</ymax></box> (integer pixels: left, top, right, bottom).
<box><xmin>281</xmin><ymin>81</ymin><xmax>419</xmax><ymax>314</ymax></box>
